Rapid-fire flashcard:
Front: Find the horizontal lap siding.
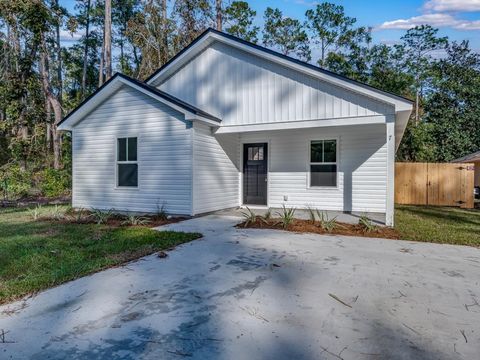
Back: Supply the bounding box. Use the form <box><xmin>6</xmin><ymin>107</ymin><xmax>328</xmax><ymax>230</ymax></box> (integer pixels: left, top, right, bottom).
<box><xmin>193</xmin><ymin>123</ymin><xmax>239</xmax><ymax>214</ymax></box>
<box><xmin>240</xmin><ymin>124</ymin><xmax>387</xmax><ymax>213</ymax></box>
<box><xmin>73</xmin><ymin>85</ymin><xmax>192</xmax><ymax>214</ymax></box>
<box><xmin>159</xmin><ymin>42</ymin><xmax>393</xmax><ymax>126</ymax></box>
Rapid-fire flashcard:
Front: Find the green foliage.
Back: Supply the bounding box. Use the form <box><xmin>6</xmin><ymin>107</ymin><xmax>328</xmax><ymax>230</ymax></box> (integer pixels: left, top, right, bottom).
<box><xmin>90</xmin><ymin>208</ymin><xmax>114</xmax><ymax>225</ymax></box>
<box><xmin>0</xmin><ymin>164</ymin><xmax>32</xmax><ymax>199</ymax></box>
<box><xmin>67</xmin><ymin>207</ymin><xmax>89</xmax><ymax>223</ymax></box>
<box><xmin>50</xmin><ymin>204</ymin><xmax>65</xmax><ymax>221</ymax></box>
<box><xmin>155</xmin><ymin>202</ymin><xmax>168</xmax><ymax>221</ymax></box>
<box><xmin>316</xmin><ymin>210</ymin><xmax>339</xmax><ymax>232</ymax></box>
<box><xmin>358</xmin><ymin>214</ymin><xmax>378</xmax><ymax>233</ymax></box>
<box><xmin>276</xmin><ymin>205</ymin><xmax>296</xmax><ymax>229</ymax></box>
<box><xmin>241</xmin><ymin>206</ymin><xmax>257</xmax><ymax>227</ymax></box>
<box><xmin>27</xmin><ymin>204</ymin><xmax>43</xmax><ymax>221</ymax></box>
<box><xmin>307</xmin><ymin>206</ymin><xmax>316</xmax><ymax>224</ymax></box>
<box><xmin>263</xmin><ymin>7</ymin><xmax>310</xmax><ymax>61</ymax></box>
<box><xmin>0</xmin><ymin>164</ymin><xmax>71</xmax><ymax>200</ymax></box>
<box><xmin>259</xmin><ymin>208</ymin><xmax>272</xmax><ymax>224</ymax></box>
<box><xmin>305</xmin><ymin>2</ymin><xmax>371</xmax><ymax>68</ymax></box>
<box><xmin>224</xmin><ymin>1</ymin><xmax>259</xmax><ymax>43</ymax></box>
<box><xmin>38</xmin><ymin>168</ymin><xmax>71</xmax><ymax>198</ymax></box>
<box><xmin>121</xmin><ymin>214</ymin><xmax>151</xmax><ymax>226</ymax></box>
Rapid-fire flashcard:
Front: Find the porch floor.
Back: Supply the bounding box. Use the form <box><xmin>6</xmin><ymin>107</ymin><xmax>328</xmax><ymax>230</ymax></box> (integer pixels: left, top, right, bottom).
<box><xmin>213</xmin><ymin>207</ymin><xmax>386</xmax><ymax>225</ymax></box>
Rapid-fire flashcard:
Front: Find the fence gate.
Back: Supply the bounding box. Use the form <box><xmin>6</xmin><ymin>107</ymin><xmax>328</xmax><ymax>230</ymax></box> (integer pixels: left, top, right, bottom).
<box><xmin>395</xmin><ymin>162</ymin><xmax>474</xmax><ymax>208</ymax></box>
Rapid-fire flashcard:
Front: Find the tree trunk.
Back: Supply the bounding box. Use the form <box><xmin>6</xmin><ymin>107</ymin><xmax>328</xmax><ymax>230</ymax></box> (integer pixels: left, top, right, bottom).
<box><xmin>55</xmin><ymin>0</ymin><xmax>63</xmax><ymax>103</ymax></box>
<box><xmin>40</xmin><ymin>37</ymin><xmax>63</xmax><ymax>169</ymax></box>
<box><xmin>98</xmin><ymin>26</ymin><xmax>105</xmax><ymax>86</ymax></box>
<box><xmin>161</xmin><ymin>0</ymin><xmax>168</xmax><ymax>64</ymax></box>
<box><xmin>81</xmin><ymin>0</ymin><xmax>91</xmax><ymax>97</ymax></box>
<box><xmin>104</xmin><ymin>0</ymin><xmax>112</xmax><ymax>80</ymax></box>
<box><xmin>216</xmin><ymin>0</ymin><xmax>222</xmax><ymax>31</ymax></box>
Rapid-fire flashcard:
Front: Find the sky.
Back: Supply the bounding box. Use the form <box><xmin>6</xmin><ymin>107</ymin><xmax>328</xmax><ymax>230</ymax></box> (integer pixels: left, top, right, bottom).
<box><xmin>60</xmin><ymin>0</ymin><xmax>480</xmax><ymax>51</ymax></box>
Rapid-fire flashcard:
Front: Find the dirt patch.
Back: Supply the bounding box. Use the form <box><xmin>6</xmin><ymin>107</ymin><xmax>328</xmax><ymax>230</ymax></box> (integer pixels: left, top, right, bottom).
<box><xmin>237</xmin><ymin>218</ymin><xmax>400</xmax><ymax>239</ymax></box>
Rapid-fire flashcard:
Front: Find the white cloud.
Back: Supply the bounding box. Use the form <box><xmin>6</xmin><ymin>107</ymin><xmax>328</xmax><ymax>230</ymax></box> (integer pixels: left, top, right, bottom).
<box><xmin>378</xmin><ymin>13</ymin><xmax>480</xmax><ymax>30</ymax></box>
<box><xmin>60</xmin><ymin>29</ymin><xmax>83</xmax><ymax>42</ymax></box>
<box><xmin>424</xmin><ymin>0</ymin><xmax>480</xmax><ymax>12</ymax></box>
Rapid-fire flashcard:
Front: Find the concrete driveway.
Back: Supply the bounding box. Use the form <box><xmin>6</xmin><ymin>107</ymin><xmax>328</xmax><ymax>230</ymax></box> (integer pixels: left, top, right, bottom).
<box><xmin>1</xmin><ymin>215</ymin><xmax>479</xmax><ymax>360</ymax></box>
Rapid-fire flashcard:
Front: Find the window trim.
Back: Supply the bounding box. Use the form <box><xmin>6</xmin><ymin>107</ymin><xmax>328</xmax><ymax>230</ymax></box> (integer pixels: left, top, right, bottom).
<box><xmin>115</xmin><ymin>136</ymin><xmax>139</xmax><ymax>189</ymax></box>
<box><xmin>307</xmin><ymin>137</ymin><xmax>339</xmax><ymax>189</ymax></box>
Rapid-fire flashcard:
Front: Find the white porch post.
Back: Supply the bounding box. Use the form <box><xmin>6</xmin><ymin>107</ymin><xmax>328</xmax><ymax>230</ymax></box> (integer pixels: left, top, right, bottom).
<box><xmin>386</xmin><ymin>119</ymin><xmax>396</xmax><ymax>226</ymax></box>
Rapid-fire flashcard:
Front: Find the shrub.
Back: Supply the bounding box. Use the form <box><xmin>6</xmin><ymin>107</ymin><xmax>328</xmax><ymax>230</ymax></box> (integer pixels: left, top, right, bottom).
<box><xmin>90</xmin><ymin>209</ymin><xmax>113</xmax><ymax>225</ymax></box>
<box><xmin>38</xmin><ymin>168</ymin><xmax>71</xmax><ymax>198</ymax></box>
<box><xmin>156</xmin><ymin>202</ymin><xmax>168</xmax><ymax>221</ymax></box>
<box><xmin>241</xmin><ymin>207</ymin><xmax>257</xmax><ymax>227</ymax></box>
<box><xmin>276</xmin><ymin>205</ymin><xmax>296</xmax><ymax>229</ymax></box>
<box><xmin>307</xmin><ymin>206</ymin><xmax>316</xmax><ymax>224</ymax></box>
<box><xmin>122</xmin><ymin>215</ymin><xmax>151</xmax><ymax>226</ymax></box>
<box><xmin>0</xmin><ymin>164</ymin><xmax>32</xmax><ymax>199</ymax></box>
<box><xmin>316</xmin><ymin>210</ymin><xmax>339</xmax><ymax>232</ymax></box>
<box><xmin>67</xmin><ymin>208</ymin><xmax>89</xmax><ymax>223</ymax></box>
<box><xmin>259</xmin><ymin>208</ymin><xmax>272</xmax><ymax>224</ymax></box>
<box><xmin>50</xmin><ymin>205</ymin><xmax>64</xmax><ymax>221</ymax></box>
<box><xmin>358</xmin><ymin>214</ymin><xmax>378</xmax><ymax>233</ymax></box>
<box><xmin>27</xmin><ymin>204</ymin><xmax>43</xmax><ymax>221</ymax></box>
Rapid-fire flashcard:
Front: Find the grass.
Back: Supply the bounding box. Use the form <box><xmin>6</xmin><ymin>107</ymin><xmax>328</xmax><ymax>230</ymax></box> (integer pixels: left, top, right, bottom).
<box><xmin>0</xmin><ymin>206</ymin><xmax>201</xmax><ymax>305</ymax></box>
<box><xmin>395</xmin><ymin>205</ymin><xmax>480</xmax><ymax>247</ymax></box>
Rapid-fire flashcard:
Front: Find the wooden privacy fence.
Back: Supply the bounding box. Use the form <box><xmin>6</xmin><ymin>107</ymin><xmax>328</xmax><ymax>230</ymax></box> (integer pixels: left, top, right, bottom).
<box><xmin>395</xmin><ymin>162</ymin><xmax>475</xmax><ymax>208</ymax></box>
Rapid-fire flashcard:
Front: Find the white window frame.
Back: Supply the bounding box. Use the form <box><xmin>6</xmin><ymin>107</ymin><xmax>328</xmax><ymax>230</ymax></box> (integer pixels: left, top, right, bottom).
<box><xmin>116</xmin><ymin>136</ymin><xmax>139</xmax><ymax>188</ymax></box>
<box><xmin>308</xmin><ymin>138</ymin><xmax>338</xmax><ymax>188</ymax></box>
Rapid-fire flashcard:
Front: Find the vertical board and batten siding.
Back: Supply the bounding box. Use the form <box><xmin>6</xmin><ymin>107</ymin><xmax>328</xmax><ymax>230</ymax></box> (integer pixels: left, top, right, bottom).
<box><xmin>159</xmin><ymin>41</ymin><xmax>394</xmax><ymax>126</ymax></box>
<box><xmin>72</xmin><ymin>85</ymin><xmax>193</xmax><ymax>214</ymax></box>
<box><xmin>240</xmin><ymin>124</ymin><xmax>388</xmax><ymax>213</ymax></box>
<box><xmin>192</xmin><ymin>123</ymin><xmax>240</xmax><ymax>214</ymax></box>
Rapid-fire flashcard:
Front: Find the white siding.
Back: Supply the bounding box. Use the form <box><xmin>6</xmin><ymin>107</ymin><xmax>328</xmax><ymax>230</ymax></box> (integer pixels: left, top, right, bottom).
<box><xmin>239</xmin><ymin>124</ymin><xmax>388</xmax><ymax>213</ymax></box>
<box><xmin>72</xmin><ymin>85</ymin><xmax>193</xmax><ymax>215</ymax></box>
<box><xmin>159</xmin><ymin>41</ymin><xmax>394</xmax><ymax>126</ymax></box>
<box><xmin>192</xmin><ymin>123</ymin><xmax>239</xmax><ymax>214</ymax></box>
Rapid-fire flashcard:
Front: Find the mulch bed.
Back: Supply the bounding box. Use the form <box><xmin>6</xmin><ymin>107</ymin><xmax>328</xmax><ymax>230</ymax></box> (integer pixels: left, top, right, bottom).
<box><xmin>40</xmin><ymin>210</ymin><xmax>187</xmax><ymax>228</ymax></box>
<box><xmin>237</xmin><ymin>218</ymin><xmax>400</xmax><ymax>239</ymax></box>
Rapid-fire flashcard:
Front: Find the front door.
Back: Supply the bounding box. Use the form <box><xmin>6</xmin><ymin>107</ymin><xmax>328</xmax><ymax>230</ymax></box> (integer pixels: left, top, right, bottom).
<box><xmin>243</xmin><ymin>143</ymin><xmax>268</xmax><ymax>205</ymax></box>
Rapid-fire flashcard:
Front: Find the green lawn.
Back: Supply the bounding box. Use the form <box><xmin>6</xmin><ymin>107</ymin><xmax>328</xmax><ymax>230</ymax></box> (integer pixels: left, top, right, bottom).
<box><xmin>0</xmin><ymin>206</ymin><xmax>201</xmax><ymax>305</ymax></box>
<box><xmin>395</xmin><ymin>205</ymin><xmax>480</xmax><ymax>247</ymax></box>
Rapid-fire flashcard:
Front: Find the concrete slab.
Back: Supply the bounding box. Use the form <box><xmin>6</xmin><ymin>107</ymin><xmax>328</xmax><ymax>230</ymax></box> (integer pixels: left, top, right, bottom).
<box><xmin>1</xmin><ymin>215</ymin><xmax>479</xmax><ymax>359</ymax></box>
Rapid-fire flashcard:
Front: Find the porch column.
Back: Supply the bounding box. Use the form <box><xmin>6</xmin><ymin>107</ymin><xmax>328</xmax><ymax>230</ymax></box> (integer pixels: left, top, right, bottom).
<box><xmin>385</xmin><ymin>119</ymin><xmax>395</xmax><ymax>226</ymax></box>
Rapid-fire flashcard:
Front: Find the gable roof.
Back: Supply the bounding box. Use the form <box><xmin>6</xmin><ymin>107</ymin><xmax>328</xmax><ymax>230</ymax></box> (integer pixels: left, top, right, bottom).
<box><xmin>146</xmin><ymin>28</ymin><xmax>414</xmax><ymax>112</ymax></box>
<box><xmin>58</xmin><ymin>73</ymin><xmax>220</xmax><ymax>130</ymax></box>
<box><xmin>452</xmin><ymin>150</ymin><xmax>480</xmax><ymax>163</ymax></box>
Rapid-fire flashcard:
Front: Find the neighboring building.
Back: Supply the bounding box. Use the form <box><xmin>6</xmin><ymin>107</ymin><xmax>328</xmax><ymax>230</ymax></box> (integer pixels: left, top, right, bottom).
<box><xmin>58</xmin><ymin>29</ymin><xmax>413</xmax><ymax>226</ymax></box>
<box><xmin>453</xmin><ymin>151</ymin><xmax>480</xmax><ymax>188</ymax></box>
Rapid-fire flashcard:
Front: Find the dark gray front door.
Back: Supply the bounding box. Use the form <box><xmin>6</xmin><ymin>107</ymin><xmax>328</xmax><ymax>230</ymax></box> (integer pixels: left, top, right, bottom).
<box><xmin>243</xmin><ymin>143</ymin><xmax>268</xmax><ymax>205</ymax></box>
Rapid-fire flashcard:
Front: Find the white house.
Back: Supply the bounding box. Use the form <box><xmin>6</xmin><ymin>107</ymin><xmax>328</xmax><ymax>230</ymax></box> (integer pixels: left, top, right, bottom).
<box><xmin>58</xmin><ymin>29</ymin><xmax>413</xmax><ymax>226</ymax></box>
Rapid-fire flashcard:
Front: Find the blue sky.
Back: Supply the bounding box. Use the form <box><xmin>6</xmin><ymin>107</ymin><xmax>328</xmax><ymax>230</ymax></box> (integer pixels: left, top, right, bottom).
<box><xmin>61</xmin><ymin>0</ymin><xmax>480</xmax><ymax>50</ymax></box>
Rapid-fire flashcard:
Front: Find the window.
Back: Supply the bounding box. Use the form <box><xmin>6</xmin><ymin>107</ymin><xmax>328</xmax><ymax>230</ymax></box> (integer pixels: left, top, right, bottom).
<box><xmin>248</xmin><ymin>146</ymin><xmax>264</xmax><ymax>161</ymax></box>
<box><xmin>117</xmin><ymin>137</ymin><xmax>138</xmax><ymax>187</ymax></box>
<box><xmin>310</xmin><ymin>139</ymin><xmax>337</xmax><ymax>187</ymax></box>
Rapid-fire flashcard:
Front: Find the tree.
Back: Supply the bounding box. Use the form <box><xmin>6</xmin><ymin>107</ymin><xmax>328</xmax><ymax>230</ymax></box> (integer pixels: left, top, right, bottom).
<box><xmin>305</xmin><ymin>2</ymin><xmax>370</xmax><ymax>67</ymax></box>
<box><xmin>262</xmin><ymin>7</ymin><xmax>310</xmax><ymax>61</ymax></box>
<box><xmin>126</xmin><ymin>0</ymin><xmax>177</xmax><ymax>79</ymax></box>
<box><xmin>423</xmin><ymin>41</ymin><xmax>480</xmax><ymax>161</ymax></box>
<box><xmin>173</xmin><ymin>0</ymin><xmax>212</xmax><ymax>47</ymax></box>
<box><xmin>224</xmin><ymin>1</ymin><xmax>258</xmax><ymax>43</ymax></box>
<box><xmin>400</xmin><ymin>25</ymin><xmax>448</xmax><ymax>122</ymax></box>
